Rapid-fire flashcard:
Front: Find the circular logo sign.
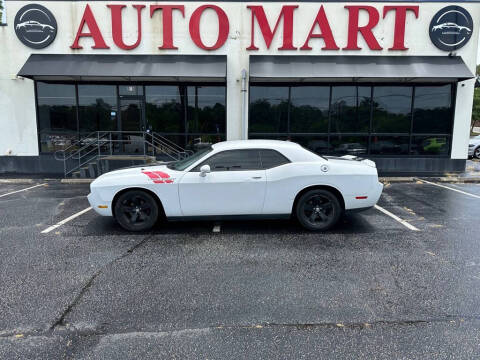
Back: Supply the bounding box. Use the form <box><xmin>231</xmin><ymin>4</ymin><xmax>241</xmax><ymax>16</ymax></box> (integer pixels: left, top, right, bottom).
<box><xmin>14</xmin><ymin>4</ymin><xmax>57</xmax><ymax>49</ymax></box>
<box><xmin>429</xmin><ymin>6</ymin><xmax>473</xmax><ymax>51</ymax></box>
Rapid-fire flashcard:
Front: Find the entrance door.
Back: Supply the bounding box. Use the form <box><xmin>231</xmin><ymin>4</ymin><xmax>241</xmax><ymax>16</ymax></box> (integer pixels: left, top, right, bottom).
<box><xmin>119</xmin><ymin>96</ymin><xmax>145</xmax><ymax>154</ymax></box>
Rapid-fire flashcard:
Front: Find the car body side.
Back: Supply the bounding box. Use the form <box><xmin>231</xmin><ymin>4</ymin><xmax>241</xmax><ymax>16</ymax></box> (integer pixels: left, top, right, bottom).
<box><xmin>88</xmin><ymin>142</ymin><xmax>383</xmax><ymax>219</ymax></box>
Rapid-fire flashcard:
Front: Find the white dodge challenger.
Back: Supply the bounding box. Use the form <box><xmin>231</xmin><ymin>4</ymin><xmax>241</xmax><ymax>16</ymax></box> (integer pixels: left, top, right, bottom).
<box><xmin>88</xmin><ymin>140</ymin><xmax>383</xmax><ymax>231</ymax></box>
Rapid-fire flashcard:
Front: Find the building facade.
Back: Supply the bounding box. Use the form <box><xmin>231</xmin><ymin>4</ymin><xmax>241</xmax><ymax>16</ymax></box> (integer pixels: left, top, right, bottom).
<box><xmin>0</xmin><ymin>0</ymin><xmax>479</xmax><ymax>175</ymax></box>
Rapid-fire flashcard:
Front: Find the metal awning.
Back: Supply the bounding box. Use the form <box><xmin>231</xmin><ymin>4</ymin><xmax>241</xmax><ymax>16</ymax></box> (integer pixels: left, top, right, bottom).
<box><xmin>18</xmin><ymin>54</ymin><xmax>227</xmax><ymax>82</ymax></box>
<box><xmin>249</xmin><ymin>55</ymin><xmax>474</xmax><ymax>83</ymax></box>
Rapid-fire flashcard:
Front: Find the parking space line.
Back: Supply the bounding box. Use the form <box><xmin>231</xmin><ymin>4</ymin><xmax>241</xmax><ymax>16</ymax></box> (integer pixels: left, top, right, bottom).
<box><xmin>0</xmin><ymin>183</ymin><xmax>47</xmax><ymax>198</ymax></box>
<box><xmin>417</xmin><ymin>179</ymin><xmax>480</xmax><ymax>199</ymax></box>
<box><xmin>374</xmin><ymin>205</ymin><xmax>420</xmax><ymax>231</ymax></box>
<box><xmin>41</xmin><ymin>207</ymin><xmax>92</xmax><ymax>234</ymax></box>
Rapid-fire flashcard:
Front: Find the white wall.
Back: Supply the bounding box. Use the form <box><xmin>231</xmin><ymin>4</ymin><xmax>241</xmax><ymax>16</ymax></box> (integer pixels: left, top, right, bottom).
<box><xmin>0</xmin><ymin>1</ymin><xmax>479</xmax><ymax>158</ymax></box>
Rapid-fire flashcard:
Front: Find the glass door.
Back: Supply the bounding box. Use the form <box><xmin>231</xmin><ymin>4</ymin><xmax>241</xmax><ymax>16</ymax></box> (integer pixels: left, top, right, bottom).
<box><xmin>119</xmin><ymin>93</ymin><xmax>145</xmax><ymax>154</ymax></box>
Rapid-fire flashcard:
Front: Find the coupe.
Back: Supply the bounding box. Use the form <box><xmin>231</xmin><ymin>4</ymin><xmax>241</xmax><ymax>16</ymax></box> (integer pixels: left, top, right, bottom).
<box><xmin>88</xmin><ymin>140</ymin><xmax>383</xmax><ymax>231</ymax></box>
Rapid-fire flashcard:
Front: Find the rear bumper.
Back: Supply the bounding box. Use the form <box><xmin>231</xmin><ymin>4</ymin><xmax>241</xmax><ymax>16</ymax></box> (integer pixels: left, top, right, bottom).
<box><xmin>87</xmin><ymin>192</ymin><xmax>113</xmax><ymax>216</ymax></box>
<box><xmin>345</xmin><ymin>181</ymin><xmax>383</xmax><ymax>210</ymax></box>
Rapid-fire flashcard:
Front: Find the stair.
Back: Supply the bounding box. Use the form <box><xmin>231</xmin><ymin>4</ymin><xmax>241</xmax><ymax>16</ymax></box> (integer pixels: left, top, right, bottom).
<box><xmin>69</xmin><ymin>155</ymin><xmax>157</xmax><ymax>179</ymax></box>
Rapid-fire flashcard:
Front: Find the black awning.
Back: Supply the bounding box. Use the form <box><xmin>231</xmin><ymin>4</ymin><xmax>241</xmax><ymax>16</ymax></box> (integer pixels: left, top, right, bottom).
<box><xmin>249</xmin><ymin>55</ymin><xmax>474</xmax><ymax>83</ymax></box>
<box><xmin>18</xmin><ymin>54</ymin><xmax>227</xmax><ymax>82</ymax></box>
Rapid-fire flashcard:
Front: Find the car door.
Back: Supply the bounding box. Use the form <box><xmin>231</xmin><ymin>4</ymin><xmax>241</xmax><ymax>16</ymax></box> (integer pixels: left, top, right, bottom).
<box><xmin>178</xmin><ymin>149</ymin><xmax>266</xmax><ymax>216</ymax></box>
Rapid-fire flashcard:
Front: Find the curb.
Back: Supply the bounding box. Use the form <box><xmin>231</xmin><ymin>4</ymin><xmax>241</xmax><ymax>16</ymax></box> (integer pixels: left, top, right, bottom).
<box><xmin>60</xmin><ymin>179</ymin><xmax>93</xmax><ymax>184</ymax></box>
<box><xmin>380</xmin><ymin>177</ymin><xmax>480</xmax><ymax>184</ymax></box>
<box><xmin>0</xmin><ymin>179</ymin><xmax>35</xmax><ymax>184</ymax></box>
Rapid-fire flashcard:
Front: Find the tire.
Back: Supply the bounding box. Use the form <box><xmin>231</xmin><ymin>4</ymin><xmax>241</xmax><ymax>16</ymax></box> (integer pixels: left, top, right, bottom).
<box><xmin>114</xmin><ymin>190</ymin><xmax>159</xmax><ymax>232</ymax></box>
<box><xmin>475</xmin><ymin>147</ymin><xmax>480</xmax><ymax>160</ymax></box>
<box><xmin>295</xmin><ymin>189</ymin><xmax>342</xmax><ymax>231</ymax></box>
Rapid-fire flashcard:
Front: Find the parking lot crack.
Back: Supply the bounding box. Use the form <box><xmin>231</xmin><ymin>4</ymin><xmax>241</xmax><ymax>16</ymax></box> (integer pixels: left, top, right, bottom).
<box><xmin>49</xmin><ymin>234</ymin><xmax>154</xmax><ymax>331</ymax></box>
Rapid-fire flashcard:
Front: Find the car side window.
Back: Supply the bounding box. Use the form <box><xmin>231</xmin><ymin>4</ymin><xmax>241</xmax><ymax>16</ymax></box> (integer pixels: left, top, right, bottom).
<box><xmin>259</xmin><ymin>149</ymin><xmax>290</xmax><ymax>169</ymax></box>
<box><xmin>192</xmin><ymin>150</ymin><xmax>262</xmax><ymax>172</ymax></box>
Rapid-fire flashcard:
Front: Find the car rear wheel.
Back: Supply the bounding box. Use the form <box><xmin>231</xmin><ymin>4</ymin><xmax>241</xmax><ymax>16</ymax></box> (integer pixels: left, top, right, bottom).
<box><xmin>475</xmin><ymin>147</ymin><xmax>480</xmax><ymax>159</ymax></box>
<box><xmin>114</xmin><ymin>190</ymin><xmax>158</xmax><ymax>232</ymax></box>
<box><xmin>295</xmin><ymin>189</ymin><xmax>342</xmax><ymax>231</ymax></box>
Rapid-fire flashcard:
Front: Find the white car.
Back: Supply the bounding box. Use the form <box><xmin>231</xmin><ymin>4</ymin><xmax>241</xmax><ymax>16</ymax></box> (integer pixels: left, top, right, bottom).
<box><xmin>469</xmin><ymin>135</ymin><xmax>480</xmax><ymax>159</ymax></box>
<box><xmin>88</xmin><ymin>140</ymin><xmax>383</xmax><ymax>231</ymax></box>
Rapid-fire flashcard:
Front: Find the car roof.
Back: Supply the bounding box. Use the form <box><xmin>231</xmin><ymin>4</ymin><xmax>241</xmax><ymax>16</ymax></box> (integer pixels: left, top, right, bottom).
<box><xmin>211</xmin><ymin>139</ymin><xmax>302</xmax><ymax>151</ymax></box>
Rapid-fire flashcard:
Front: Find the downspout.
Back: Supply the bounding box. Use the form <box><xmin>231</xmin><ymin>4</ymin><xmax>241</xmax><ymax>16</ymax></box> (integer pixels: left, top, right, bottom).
<box><xmin>241</xmin><ymin>69</ymin><xmax>248</xmax><ymax>140</ymax></box>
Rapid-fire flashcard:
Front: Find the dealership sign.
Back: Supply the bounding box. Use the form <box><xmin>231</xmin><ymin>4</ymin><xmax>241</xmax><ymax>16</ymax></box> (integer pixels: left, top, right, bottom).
<box><xmin>14</xmin><ymin>3</ymin><xmax>473</xmax><ymax>52</ymax></box>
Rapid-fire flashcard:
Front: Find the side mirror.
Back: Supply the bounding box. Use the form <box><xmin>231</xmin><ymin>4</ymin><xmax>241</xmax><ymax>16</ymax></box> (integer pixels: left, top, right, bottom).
<box><xmin>199</xmin><ymin>164</ymin><xmax>211</xmax><ymax>177</ymax></box>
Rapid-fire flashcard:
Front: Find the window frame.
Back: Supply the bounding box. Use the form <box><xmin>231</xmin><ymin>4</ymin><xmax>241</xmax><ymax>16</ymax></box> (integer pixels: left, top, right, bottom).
<box><xmin>248</xmin><ymin>82</ymin><xmax>456</xmax><ymax>158</ymax></box>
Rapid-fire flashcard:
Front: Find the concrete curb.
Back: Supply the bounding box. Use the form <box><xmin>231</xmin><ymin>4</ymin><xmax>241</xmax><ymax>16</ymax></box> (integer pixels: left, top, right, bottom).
<box><xmin>60</xmin><ymin>178</ymin><xmax>93</xmax><ymax>184</ymax></box>
<box><xmin>0</xmin><ymin>179</ymin><xmax>35</xmax><ymax>184</ymax></box>
<box><xmin>380</xmin><ymin>177</ymin><xmax>480</xmax><ymax>184</ymax></box>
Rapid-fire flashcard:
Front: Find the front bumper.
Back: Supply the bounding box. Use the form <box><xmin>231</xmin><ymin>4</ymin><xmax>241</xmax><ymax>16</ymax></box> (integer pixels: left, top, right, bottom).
<box><xmin>468</xmin><ymin>147</ymin><xmax>475</xmax><ymax>156</ymax></box>
<box><xmin>87</xmin><ymin>192</ymin><xmax>113</xmax><ymax>216</ymax></box>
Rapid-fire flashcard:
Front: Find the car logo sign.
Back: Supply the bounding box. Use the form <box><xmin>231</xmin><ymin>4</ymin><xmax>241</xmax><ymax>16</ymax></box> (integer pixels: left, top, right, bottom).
<box><xmin>429</xmin><ymin>6</ymin><xmax>473</xmax><ymax>51</ymax></box>
<box><xmin>14</xmin><ymin>4</ymin><xmax>57</xmax><ymax>49</ymax></box>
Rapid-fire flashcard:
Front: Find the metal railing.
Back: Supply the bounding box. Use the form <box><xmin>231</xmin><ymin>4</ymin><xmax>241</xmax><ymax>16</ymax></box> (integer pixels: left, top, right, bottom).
<box><xmin>54</xmin><ymin>131</ymin><xmax>191</xmax><ymax>177</ymax></box>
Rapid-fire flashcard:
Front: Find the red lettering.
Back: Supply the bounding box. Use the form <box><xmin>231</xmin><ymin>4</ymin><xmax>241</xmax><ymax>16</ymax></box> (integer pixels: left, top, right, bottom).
<box><xmin>108</xmin><ymin>5</ymin><xmax>145</xmax><ymax>50</ymax></box>
<box><xmin>71</xmin><ymin>4</ymin><xmax>109</xmax><ymax>49</ymax></box>
<box><xmin>343</xmin><ymin>6</ymin><xmax>382</xmax><ymax>51</ymax></box>
<box><xmin>383</xmin><ymin>6</ymin><xmax>419</xmax><ymax>50</ymax></box>
<box><xmin>300</xmin><ymin>6</ymin><xmax>338</xmax><ymax>50</ymax></box>
<box><xmin>150</xmin><ymin>5</ymin><xmax>185</xmax><ymax>50</ymax></box>
<box><xmin>247</xmin><ymin>5</ymin><xmax>298</xmax><ymax>50</ymax></box>
<box><xmin>189</xmin><ymin>5</ymin><xmax>229</xmax><ymax>50</ymax></box>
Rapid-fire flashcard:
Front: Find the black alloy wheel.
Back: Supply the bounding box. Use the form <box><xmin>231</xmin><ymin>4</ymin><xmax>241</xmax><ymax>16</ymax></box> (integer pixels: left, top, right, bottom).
<box><xmin>296</xmin><ymin>189</ymin><xmax>342</xmax><ymax>231</ymax></box>
<box><xmin>114</xmin><ymin>190</ymin><xmax>159</xmax><ymax>231</ymax></box>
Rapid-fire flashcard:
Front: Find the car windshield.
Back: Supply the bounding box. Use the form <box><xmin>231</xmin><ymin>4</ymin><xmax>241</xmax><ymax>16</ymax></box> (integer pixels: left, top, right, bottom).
<box><xmin>166</xmin><ymin>146</ymin><xmax>213</xmax><ymax>171</ymax></box>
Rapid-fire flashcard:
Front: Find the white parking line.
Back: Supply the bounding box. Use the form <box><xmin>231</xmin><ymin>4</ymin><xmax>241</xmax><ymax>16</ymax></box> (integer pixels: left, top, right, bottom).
<box><xmin>417</xmin><ymin>179</ymin><xmax>480</xmax><ymax>199</ymax></box>
<box><xmin>0</xmin><ymin>183</ymin><xmax>47</xmax><ymax>198</ymax></box>
<box><xmin>374</xmin><ymin>205</ymin><xmax>420</xmax><ymax>231</ymax></box>
<box><xmin>41</xmin><ymin>207</ymin><xmax>92</xmax><ymax>234</ymax></box>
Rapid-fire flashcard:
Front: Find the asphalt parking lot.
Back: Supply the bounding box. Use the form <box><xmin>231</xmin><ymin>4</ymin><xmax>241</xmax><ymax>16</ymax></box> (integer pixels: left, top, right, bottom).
<box><xmin>1</xmin><ymin>179</ymin><xmax>480</xmax><ymax>359</ymax></box>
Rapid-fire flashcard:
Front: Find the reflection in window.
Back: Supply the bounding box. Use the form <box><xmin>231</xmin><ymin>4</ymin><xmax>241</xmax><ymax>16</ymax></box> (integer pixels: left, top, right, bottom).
<box><xmin>329</xmin><ymin>136</ymin><xmax>368</xmax><ymax>156</ymax></box>
<box><xmin>330</xmin><ymin>86</ymin><xmax>370</xmax><ymax>133</ymax></box>
<box><xmin>196</xmin><ymin>150</ymin><xmax>262</xmax><ymax>171</ymax></box>
<box><xmin>413</xmin><ymin>86</ymin><xmax>452</xmax><ymax>134</ymax></box>
<box><xmin>290</xmin><ymin>87</ymin><xmax>329</xmax><ymax>133</ymax></box>
<box><xmin>290</xmin><ymin>136</ymin><xmax>329</xmax><ymax>156</ymax></box>
<box><xmin>187</xmin><ymin>86</ymin><xmax>226</xmax><ymax>134</ymax></box>
<box><xmin>411</xmin><ymin>136</ymin><xmax>449</xmax><ymax>155</ymax></box>
<box><xmin>186</xmin><ymin>134</ymin><xmax>225</xmax><ymax>152</ymax></box>
<box><xmin>78</xmin><ymin>85</ymin><xmax>117</xmax><ymax>134</ymax></box>
<box><xmin>370</xmin><ymin>136</ymin><xmax>409</xmax><ymax>155</ymax></box>
<box><xmin>37</xmin><ymin>82</ymin><xmax>77</xmax><ymax>152</ymax></box>
<box><xmin>372</xmin><ymin>86</ymin><xmax>412</xmax><ymax>133</ymax></box>
<box><xmin>249</xmin><ymin>87</ymin><xmax>288</xmax><ymax>133</ymax></box>
<box><xmin>146</xmin><ymin>86</ymin><xmax>183</xmax><ymax>133</ymax></box>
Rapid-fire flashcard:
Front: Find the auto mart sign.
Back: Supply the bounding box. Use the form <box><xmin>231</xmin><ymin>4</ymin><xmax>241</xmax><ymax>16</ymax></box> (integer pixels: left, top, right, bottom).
<box><xmin>14</xmin><ymin>3</ymin><xmax>474</xmax><ymax>52</ymax></box>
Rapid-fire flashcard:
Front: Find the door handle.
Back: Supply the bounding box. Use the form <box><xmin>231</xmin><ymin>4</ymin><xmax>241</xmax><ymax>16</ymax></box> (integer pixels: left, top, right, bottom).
<box><xmin>252</xmin><ymin>176</ymin><xmax>262</xmax><ymax>179</ymax></box>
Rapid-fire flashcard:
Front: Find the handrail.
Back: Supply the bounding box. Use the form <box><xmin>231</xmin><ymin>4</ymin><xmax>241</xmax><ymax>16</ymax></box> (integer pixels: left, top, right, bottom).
<box><xmin>57</xmin><ymin>130</ymin><xmax>191</xmax><ymax>177</ymax></box>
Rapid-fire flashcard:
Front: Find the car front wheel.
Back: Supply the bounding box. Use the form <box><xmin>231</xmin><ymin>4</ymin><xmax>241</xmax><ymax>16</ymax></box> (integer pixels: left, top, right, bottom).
<box><xmin>475</xmin><ymin>147</ymin><xmax>480</xmax><ymax>159</ymax></box>
<box><xmin>295</xmin><ymin>189</ymin><xmax>342</xmax><ymax>231</ymax></box>
<box><xmin>114</xmin><ymin>190</ymin><xmax>159</xmax><ymax>232</ymax></box>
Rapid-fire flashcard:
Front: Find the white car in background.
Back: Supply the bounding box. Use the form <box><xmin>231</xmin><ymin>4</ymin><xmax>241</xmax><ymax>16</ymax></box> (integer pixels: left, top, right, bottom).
<box><xmin>469</xmin><ymin>135</ymin><xmax>480</xmax><ymax>159</ymax></box>
<box><xmin>88</xmin><ymin>140</ymin><xmax>383</xmax><ymax>232</ymax></box>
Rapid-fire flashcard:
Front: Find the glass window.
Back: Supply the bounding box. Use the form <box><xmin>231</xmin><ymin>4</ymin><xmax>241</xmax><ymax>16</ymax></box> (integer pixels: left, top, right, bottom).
<box><xmin>331</xmin><ymin>86</ymin><xmax>370</xmax><ymax>133</ymax></box>
<box><xmin>187</xmin><ymin>86</ymin><xmax>226</xmax><ymax>134</ymax></box>
<box><xmin>290</xmin><ymin>86</ymin><xmax>329</xmax><ymax>133</ymax></box>
<box><xmin>186</xmin><ymin>134</ymin><xmax>225</xmax><ymax>152</ymax></box>
<box><xmin>259</xmin><ymin>149</ymin><xmax>290</xmax><ymax>169</ymax></box>
<box><xmin>167</xmin><ymin>146</ymin><xmax>213</xmax><ymax>171</ymax></box>
<box><xmin>194</xmin><ymin>150</ymin><xmax>262</xmax><ymax>171</ymax></box>
<box><xmin>119</xmin><ymin>85</ymin><xmax>143</xmax><ymax>96</ymax></box>
<box><xmin>78</xmin><ymin>85</ymin><xmax>117</xmax><ymax>134</ymax></box>
<box><xmin>145</xmin><ymin>86</ymin><xmax>183</xmax><ymax>133</ymax></box>
<box><xmin>37</xmin><ymin>82</ymin><xmax>77</xmax><ymax>152</ymax></box>
<box><xmin>249</xmin><ymin>86</ymin><xmax>288</xmax><ymax>133</ymax></box>
<box><xmin>357</xmin><ymin>86</ymin><xmax>372</xmax><ymax>132</ymax></box>
<box><xmin>329</xmin><ymin>136</ymin><xmax>368</xmax><ymax>156</ymax></box>
<box><xmin>372</xmin><ymin>86</ymin><xmax>412</xmax><ymax>133</ymax></box>
<box><xmin>370</xmin><ymin>136</ymin><xmax>409</xmax><ymax>155</ymax></box>
<box><xmin>290</xmin><ymin>136</ymin><xmax>329</xmax><ymax>156</ymax></box>
<box><xmin>411</xmin><ymin>136</ymin><xmax>449</xmax><ymax>156</ymax></box>
<box><xmin>413</xmin><ymin>85</ymin><xmax>452</xmax><ymax>134</ymax></box>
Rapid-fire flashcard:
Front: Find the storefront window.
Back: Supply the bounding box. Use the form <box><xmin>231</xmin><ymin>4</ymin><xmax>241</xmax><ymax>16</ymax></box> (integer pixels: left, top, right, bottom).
<box><xmin>78</xmin><ymin>85</ymin><xmax>117</xmax><ymax>134</ymax></box>
<box><xmin>413</xmin><ymin>86</ymin><xmax>452</xmax><ymax>134</ymax></box>
<box><xmin>372</xmin><ymin>86</ymin><xmax>412</xmax><ymax>133</ymax></box>
<box><xmin>249</xmin><ymin>86</ymin><xmax>288</xmax><ymax>133</ymax></box>
<box><xmin>145</xmin><ymin>86</ymin><xmax>183</xmax><ymax>133</ymax></box>
<box><xmin>249</xmin><ymin>84</ymin><xmax>453</xmax><ymax>157</ymax></box>
<box><xmin>290</xmin><ymin>86</ymin><xmax>329</xmax><ymax>133</ymax></box>
<box><xmin>37</xmin><ymin>82</ymin><xmax>77</xmax><ymax>153</ymax></box>
<box><xmin>187</xmin><ymin>86</ymin><xmax>226</xmax><ymax>134</ymax></box>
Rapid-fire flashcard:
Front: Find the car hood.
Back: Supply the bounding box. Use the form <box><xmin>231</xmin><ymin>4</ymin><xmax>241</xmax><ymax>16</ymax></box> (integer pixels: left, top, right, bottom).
<box><xmin>95</xmin><ymin>164</ymin><xmax>183</xmax><ymax>181</ymax></box>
